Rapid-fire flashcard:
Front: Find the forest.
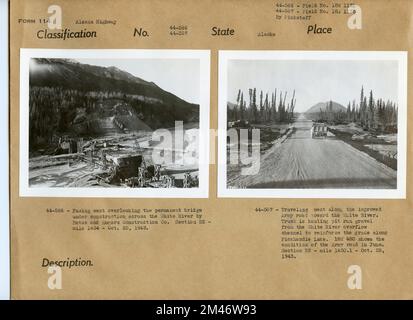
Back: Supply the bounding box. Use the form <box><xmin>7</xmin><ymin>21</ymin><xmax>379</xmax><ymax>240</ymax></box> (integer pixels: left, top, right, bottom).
<box><xmin>315</xmin><ymin>87</ymin><xmax>398</xmax><ymax>133</ymax></box>
<box><xmin>29</xmin><ymin>86</ymin><xmax>198</xmax><ymax>150</ymax></box>
<box><xmin>227</xmin><ymin>88</ymin><xmax>296</xmax><ymax>125</ymax></box>
<box><xmin>228</xmin><ymin>86</ymin><xmax>398</xmax><ymax>134</ymax></box>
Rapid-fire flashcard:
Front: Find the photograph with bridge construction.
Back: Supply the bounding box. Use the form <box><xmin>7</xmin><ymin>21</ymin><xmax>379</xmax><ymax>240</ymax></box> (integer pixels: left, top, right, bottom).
<box><xmin>219</xmin><ymin>51</ymin><xmax>407</xmax><ymax>198</ymax></box>
<box><xmin>20</xmin><ymin>49</ymin><xmax>210</xmax><ymax>197</ymax></box>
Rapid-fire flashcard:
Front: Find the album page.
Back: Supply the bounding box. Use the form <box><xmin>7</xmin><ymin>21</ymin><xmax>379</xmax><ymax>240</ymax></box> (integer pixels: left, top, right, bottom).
<box><xmin>9</xmin><ymin>0</ymin><xmax>413</xmax><ymax>299</ymax></box>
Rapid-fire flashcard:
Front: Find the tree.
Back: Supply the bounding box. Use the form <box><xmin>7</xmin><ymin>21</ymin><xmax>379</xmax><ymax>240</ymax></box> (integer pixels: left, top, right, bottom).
<box><xmin>272</xmin><ymin>89</ymin><xmax>277</xmax><ymax>122</ymax></box>
<box><xmin>278</xmin><ymin>91</ymin><xmax>284</xmax><ymax>122</ymax></box>
<box><xmin>289</xmin><ymin>90</ymin><xmax>296</xmax><ymax>122</ymax></box>
<box><xmin>368</xmin><ymin>90</ymin><xmax>375</xmax><ymax>129</ymax></box>
<box><xmin>264</xmin><ymin>93</ymin><xmax>269</xmax><ymax>122</ymax></box>
<box><xmin>239</xmin><ymin>92</ymin><xmax>244</xmax><ymax>120</ymax></box>
<box><xmin>347</xmin><ymin>102</ymin><xmax>351</xmax><ymax>122</ymax></box>
<box><xmin>253</xmin><ymin>88</ymin><xmax>257</xmax><ymax>123</ymax></box>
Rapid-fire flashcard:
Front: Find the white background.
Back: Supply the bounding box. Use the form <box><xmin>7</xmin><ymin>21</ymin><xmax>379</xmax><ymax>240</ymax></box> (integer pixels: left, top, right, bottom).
<box><xmin>0</xmin><ymin>0</ymin><xmax>10</xmax><ymax>300</ymax></box>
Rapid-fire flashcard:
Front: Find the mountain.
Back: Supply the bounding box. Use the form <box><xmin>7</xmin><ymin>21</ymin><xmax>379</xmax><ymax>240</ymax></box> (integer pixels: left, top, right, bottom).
<box><xmin>227</xmin><ymin>102</ymin><xmax>238</xmax><ymax>110</ymax></box>
<box><xmin>30</xmin><ymin>58</ymin><xmax>197</xmax><ymax>112</ymax></box>
<box><xmin>29</xmin><ymin>58</ymin><xmax>199</xmax><ymax>148</ymax></box>
<box><xmin>305</xmin><ymin>101</ymin><xmax>346</xmax><ymax>114</ymax></box>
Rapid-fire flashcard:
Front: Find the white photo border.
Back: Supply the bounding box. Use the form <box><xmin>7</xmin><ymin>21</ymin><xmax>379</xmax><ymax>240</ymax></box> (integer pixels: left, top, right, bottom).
<box><xmin>218</xmin><ymin>50</ymin><xmax>407</xmax><ymax>199</ymax></box>
<box><xmin>20</xmin><ymin>49</ymin><xmax>210</xmax><ymax>198</ymax></box>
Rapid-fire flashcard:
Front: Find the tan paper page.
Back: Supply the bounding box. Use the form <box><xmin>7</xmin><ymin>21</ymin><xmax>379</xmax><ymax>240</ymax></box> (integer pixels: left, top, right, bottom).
<box><xmin>9</xmin><ymin>0</ymin><xmax>413</xmax><ymax>299</ymax></box>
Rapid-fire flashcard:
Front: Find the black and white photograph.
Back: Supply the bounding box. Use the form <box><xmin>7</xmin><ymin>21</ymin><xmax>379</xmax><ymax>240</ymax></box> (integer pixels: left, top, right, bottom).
<box><xmin>218</xmin><ymin>51</ymin><xmax>407</xmax><ymax>198</ymax></box>
<box><xmin>20</xmin><ymin>49</ymin><xmax>210</xmax><ymax>197</ymax></box>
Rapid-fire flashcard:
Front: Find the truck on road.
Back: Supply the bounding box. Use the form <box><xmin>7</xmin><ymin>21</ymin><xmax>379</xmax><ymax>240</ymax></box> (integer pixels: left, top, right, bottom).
<box><xmin>311</xmin><ymin>123</ymin><xmax>328</xmax><ymax>138</ymax></box>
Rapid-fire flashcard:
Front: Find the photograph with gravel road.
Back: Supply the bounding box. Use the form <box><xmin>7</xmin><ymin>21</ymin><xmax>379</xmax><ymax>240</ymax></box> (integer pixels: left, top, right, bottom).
<box><xmin>218</xmin><ymin>51</ymin><xmax>407</xmax><ymax>198</ymax></box>
<box><xmin>20</xmin><ymin>49</ymin><xmax>210</xmax><ymax>198</ymax></box>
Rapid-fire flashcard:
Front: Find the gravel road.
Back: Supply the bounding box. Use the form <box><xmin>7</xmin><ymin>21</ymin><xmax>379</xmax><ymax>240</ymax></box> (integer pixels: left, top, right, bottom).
<box><xmin>229</xmin><ymin>115</ymin><xmax>397</xmax><ymax>189</ymax></box>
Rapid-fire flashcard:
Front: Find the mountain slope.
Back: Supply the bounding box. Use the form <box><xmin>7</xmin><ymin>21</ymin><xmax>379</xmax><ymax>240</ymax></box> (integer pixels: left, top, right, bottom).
<box><xmin>30</xmin><ymin>58</ymin><xmax>197</xmax><ymax>110</ymax></box>
<box><xmin>28</xmin><ymin>58</ymin><xmax>199</xmax><ymax>148</ymax></box>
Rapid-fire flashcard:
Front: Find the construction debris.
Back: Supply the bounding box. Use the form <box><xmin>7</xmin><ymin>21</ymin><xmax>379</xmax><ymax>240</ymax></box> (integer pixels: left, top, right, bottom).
<box><xmin>29</xmin><ymin>133</ymin><xmax>199</xmax><ymax>188</ymax></box>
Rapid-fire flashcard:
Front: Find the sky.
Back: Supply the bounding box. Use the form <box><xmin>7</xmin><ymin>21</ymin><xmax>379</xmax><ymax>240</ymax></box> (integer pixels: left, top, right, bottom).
<box><xmin>227</xmin><ymin>60</ymin><xmax>399</xmax><ymax>112</ymax></box>
<box><xmin>76</xmin><ymin>58</ymin><xmax>200</xmax><ymax>104</ymax></box>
